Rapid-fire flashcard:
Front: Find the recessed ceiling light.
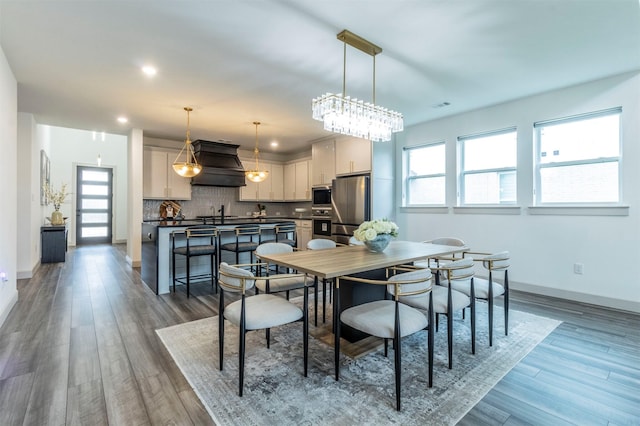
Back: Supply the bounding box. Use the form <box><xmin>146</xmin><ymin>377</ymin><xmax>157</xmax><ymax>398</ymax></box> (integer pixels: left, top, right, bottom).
<box><xmin>141</xmin><ymin>65</ymin><xmax>157</xmax><ymax>76</ymax></box>
<box><xmin>270</xmin><ymin>141</ymin><xmax>279</xmax><ymax>148</ymax></box>
<box><xmin>117</xmin><ymin>116</ymin><xmax>128</xmax><ymax>124</ymax></box>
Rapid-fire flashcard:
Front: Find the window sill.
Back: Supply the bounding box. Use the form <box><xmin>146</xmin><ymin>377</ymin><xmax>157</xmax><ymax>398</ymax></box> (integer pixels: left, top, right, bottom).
<box><xmin>400</xmin><ymin>206</ymin><xmax>449</xmax><ymax>214</ymax></box>
<box><xmin>453</xmin><ymin>206</ymin><xmax>521</xmax><ymax>215</ymax></box>
<box><xmin>527</xmin><ymin>205</ymin><xmax>629</xmax><ymax>216</ymax></box>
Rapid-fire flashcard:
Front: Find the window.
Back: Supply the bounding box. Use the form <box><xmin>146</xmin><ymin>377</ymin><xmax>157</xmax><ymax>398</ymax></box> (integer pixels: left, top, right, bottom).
<box><xmin>458</xmin><ymin>128</ymin><xmax>517</xmax><ymax>205</ymax></box>
<box><xmin>404</xmin><ymin>142</ymin><xmax>445</xmax><ymax>205</ymax></box>
<box><xmin>534</xmin><ymin>108</ymin><xmax>621</xmax><ymax>204</ymax></box>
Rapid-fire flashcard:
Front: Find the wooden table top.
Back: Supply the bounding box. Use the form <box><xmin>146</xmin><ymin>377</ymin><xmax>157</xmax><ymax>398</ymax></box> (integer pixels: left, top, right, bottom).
<box><xmin>257</xmin><ymin>240</ymin><xmax>468</xmax><ymax>279</ymax></box>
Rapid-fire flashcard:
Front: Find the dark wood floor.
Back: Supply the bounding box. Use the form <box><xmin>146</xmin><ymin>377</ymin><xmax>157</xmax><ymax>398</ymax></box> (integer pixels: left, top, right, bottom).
<box><xmin>0</xmin><ymin>244</ymin><xmax>638</xmax><ymax>425</ymax></box>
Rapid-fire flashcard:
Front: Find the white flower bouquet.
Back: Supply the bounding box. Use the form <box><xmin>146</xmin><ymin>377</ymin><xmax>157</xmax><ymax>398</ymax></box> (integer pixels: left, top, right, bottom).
<box><xmin>353</xmin><ymin>218</ymin><xmax>399</xmax><ymax>242</ymax></box>
<box><xmin>43</xmin><ymin>182</ymin><xmax>69</xmax><ymax>209</ymax></box>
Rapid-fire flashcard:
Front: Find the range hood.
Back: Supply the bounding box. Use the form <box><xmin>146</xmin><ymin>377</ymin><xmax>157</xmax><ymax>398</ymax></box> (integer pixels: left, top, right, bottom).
<box><xmin>190</xmin><ymin>140</ymin><xmax>246</xmax><ymax>187</ymax></box>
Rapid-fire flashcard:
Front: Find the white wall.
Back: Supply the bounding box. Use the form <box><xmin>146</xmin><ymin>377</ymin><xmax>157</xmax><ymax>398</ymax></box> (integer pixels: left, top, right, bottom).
<box><xmin>45</xmin><ymin>126</ymin><xmax>129</xmax><ymax>246</ymax></box>
<box><xmin>396</xmin><ymin>71</ymin><xmax>640</xmax><ymax>312</ymax></box>
<box><xmin>0</xmin><ymin>43</ymin><xmax>18</xmax><ymax>326</ymax></box>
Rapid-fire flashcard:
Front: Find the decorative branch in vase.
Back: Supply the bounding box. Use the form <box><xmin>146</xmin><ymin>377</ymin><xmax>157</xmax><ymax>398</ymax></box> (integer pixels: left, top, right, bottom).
<box><xmin>43</xmin><ymin>183</ymin><xmax>69</xmax><ymax>225</ymax></box>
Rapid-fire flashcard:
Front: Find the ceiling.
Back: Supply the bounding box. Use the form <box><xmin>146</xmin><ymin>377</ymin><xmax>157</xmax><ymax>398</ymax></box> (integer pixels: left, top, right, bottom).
<box><xmin>1</xmin><ymin>1</ymin><xmax>638</xmax><ymax>154</ymax></box>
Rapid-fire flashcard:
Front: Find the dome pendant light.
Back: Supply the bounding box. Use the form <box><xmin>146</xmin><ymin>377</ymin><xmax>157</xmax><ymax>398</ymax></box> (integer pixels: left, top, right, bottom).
<box><xmin>172</xmin><ymin>106</ymin><xmax>202</xmax><ymax>178</ymax></box>
<box><xmin>244</xmin><ymin>121</ymin><xmax>269</xmax><ymax>183</ymax></box>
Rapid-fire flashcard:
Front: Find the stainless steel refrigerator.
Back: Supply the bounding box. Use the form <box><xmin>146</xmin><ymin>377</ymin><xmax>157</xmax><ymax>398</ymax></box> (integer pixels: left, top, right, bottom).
<box><xmin>331</xmin><ymin>175</ymin><xmax>371</xmax><ymax>244</ymax></box>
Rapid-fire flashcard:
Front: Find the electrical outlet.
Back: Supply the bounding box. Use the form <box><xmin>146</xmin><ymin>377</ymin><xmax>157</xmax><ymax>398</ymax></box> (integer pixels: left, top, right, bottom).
<box><xmin>573</xmin><ymin>263</ymin><xmax>584</xmax><ymax>274</ymax></box>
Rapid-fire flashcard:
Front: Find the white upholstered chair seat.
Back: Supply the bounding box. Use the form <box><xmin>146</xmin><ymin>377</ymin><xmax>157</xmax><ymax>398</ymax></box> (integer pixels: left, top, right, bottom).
<box><xmin>224</xmin><ymin>294</ymin><xmax>303</xmax><ymax>330</ymax></box>
<box><xmin>341</xmin><ymin>300</ymin><xmax>428</xmax><ymax>339</ymax></box>
<box><xmin>453</xmin><ymin>277</ymin><xmax>504</xmax><ymax>299</ymax></box>
<box><xmin>256</xmin><ymin>274</ymin><xmax>315</xmax><ymax>293</ymax></box>
<box><xmin>400</xmin><ymin>285</ymin><xmax>470</xmax><ymax>313</ymax></box>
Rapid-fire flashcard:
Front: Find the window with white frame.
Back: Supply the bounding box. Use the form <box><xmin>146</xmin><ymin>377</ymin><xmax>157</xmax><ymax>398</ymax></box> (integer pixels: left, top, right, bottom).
<box><xmin>534</xmin><ymin>108</ymin><xmax>621</xmax><ymax>204</ymax></box>
<box><xmin>404</xmin><ymin>142</ymin><xmax>445</xmax><ymax>205</ymax></box>
<box><xmin>458</xmin><ymin>128</ymin><xmax>517</xmax><ymax>205</ymax></box>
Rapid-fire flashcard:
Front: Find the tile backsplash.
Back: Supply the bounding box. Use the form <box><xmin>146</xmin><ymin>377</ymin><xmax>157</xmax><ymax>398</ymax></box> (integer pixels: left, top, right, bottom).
<box><xmin>143</xmin><ymin>186</ymin><xmax>311</xmax><ymax>219</ymax></box>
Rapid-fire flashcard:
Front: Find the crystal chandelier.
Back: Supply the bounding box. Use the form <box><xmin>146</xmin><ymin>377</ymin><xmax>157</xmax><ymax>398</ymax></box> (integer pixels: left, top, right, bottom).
<box><xmin>312</xmin><ymin>30</ymin><xmax>403</xmax><ymax>142</ymax></box>
<box><xmin>172</xmin><ymin>107</ymin><xmax>202</xmax><ymax>178</ymax></box>
<box><xmin>245</xmin><ymin>121</ymin><xmax>269</xmax><ymax>183</ymax></box>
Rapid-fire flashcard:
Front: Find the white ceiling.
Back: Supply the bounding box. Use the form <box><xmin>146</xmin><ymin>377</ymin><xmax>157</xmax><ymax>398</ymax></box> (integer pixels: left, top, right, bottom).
<box><xmin>1</xmin><ymin>0</ymin><xmax>638</xmax><ymax>154</ymax></box>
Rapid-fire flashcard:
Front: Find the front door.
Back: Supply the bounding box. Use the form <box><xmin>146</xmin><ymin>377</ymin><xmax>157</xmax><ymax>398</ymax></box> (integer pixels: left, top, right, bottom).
<box><xmin>76</xmin><ymin>166</ymin><xmax>113</xmax><ymax>245</ymax></box>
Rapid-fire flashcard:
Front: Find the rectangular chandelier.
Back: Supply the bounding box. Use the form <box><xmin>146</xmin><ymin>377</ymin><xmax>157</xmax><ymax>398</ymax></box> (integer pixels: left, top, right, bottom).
<box><xmin>312</xmin><ymin>30</ymin><xmax>403</xmax><ymax>142</ymax></box>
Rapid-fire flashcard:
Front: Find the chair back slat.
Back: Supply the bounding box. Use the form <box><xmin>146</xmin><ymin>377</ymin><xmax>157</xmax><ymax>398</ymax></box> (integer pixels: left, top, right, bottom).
<box><xmin>386</xmin><ymin>268</ymin><xmax>432</xmax><ymax>298</ymax></box>
<box><xmin>482</xmin><ymin>251</ymin><xmax>510</xmax><ymax>271</ymax></box>
<box><xmin>219</xmin><ymin>262</ymin><xmax>256</xmax><ymax>293</ymax></box>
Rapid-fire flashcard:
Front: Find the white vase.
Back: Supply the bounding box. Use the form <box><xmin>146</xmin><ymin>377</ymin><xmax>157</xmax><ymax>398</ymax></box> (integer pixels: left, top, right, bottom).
<box><xmin>364</xmin><ymin>234</ymin><xmax>392</xmax><ymax>253</ymax></box>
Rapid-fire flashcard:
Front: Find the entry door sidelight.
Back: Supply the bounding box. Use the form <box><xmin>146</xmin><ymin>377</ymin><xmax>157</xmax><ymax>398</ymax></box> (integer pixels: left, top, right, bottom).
<box><xmin>76</xmin><ymin>166</ymin><xmax>113</xmax><ymax>245</ymax></box>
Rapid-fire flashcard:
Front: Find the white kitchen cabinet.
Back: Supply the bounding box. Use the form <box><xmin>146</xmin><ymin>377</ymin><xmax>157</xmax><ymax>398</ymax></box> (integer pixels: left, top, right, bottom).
<box><xmin>240</xmin><ymin>159</ymin><xmax>284</xmax><ymax>201</ymax></box>
<box><xmin>335</xmin><ymin>136</ymin><xmax>372</xmax><ymax>175</ymax></box>
<box><xmin>143</xmin><ymin>146</ymin><xmax>192</xmax><ymax>200</ymax></box>
<box><xmin>295</xmin><ymin>219</ymin><xmax>312</xmax><ymax>250</ymax></box>
<box><xmin>311</xmin><ymin>140</ymin><xmax>335</xmax><ymax>186</ymax></box>
<box><xmin>239</xmin><ymin>157</ymin><xmax>259</xmax><ymax>201</ymax></box>
<box><xmin>284</xmin><ymin>160</ymin><xmax>310</xmax><ymax>201</ymax></box>
<box><xmin>259</xmin><ymin>163</ymin><xmax>284</xmax><ymax>201</ymax></box>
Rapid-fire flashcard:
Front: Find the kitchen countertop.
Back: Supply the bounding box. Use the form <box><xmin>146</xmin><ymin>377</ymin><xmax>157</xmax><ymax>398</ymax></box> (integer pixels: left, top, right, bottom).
<box><xmin>143</xmin><ymin>217</ymin><xmax>300</xmax><ymax>227</ymax></box>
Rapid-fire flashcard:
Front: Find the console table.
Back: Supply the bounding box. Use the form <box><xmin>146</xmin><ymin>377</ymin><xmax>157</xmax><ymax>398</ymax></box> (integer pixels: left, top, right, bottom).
<box><xmin>41</xmin><ymin>225</ymin><xmax>68</xmax><ymax>263</ymax></box>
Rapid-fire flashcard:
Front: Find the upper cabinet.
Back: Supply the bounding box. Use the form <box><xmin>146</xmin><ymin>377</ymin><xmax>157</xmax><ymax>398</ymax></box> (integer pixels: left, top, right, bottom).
<box><xmin>335</xmin><ymin>137</ymin><xmax>372</xmax><ymax>175</ymax></box>
<box><xmin>143</xmin><ymin>146</ymin><xmax>192</xmax><ymax>200</ymax></box>
<box><xmin>239</xmin><ymin>159</ymin><xmax>285</xmax><ymax>202</ymax></box>
<box><xmin>284</xmin><ymin>160</ymin><xmax>310</xmax><ymax>201</ymax></box>
<box><xmin>311</xmin><ymin>140</ymin><xmax>335</xmax><ymax>186</ymax></box>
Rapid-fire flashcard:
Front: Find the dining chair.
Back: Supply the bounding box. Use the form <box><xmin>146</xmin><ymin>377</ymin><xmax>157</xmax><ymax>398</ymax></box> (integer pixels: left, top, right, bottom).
<box><xmin>218</xmin><ymin>262</ymin><xmax>309</xmax><ymax>397</ymax></box>
<box><xmin>396</xmin><ymin>258</ymin><xmax>476</xmax><ymax>369</ymax></box>
<box><xmin>334</xmin><ymin>268</ymin><xmax>434</xmax><ymax>411</ymax></box>
<box><xmin>415</xmin><ymin>237</ymin><xmax>467</xmax><ymax>272</ymax></box>
<box><xmin>219</xmin><ymin>224</ymin><xmax>261</xmax><ymax>268</ymax></box>
<box><xmin>171</xmin><ymin>225</ymin><xmax>219</xmax><ymax>297</ymax></box>
<box><xmin>306</xmin><ymin>238</ymin><xmax>337</xmax><ymax>324</ymax></box>
<box><xmin>254</xmin><ymin>242</ymin><xmax>318</xmax><ymax>324</ymax></box>
<box><xmin>457</xmin><ymin>251</ymin><xmax>510</xmax><ymax>346</ymax></box>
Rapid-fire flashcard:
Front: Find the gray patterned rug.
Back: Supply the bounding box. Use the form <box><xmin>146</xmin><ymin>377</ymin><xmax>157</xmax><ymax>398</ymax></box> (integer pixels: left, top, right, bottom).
<box><xmin>156</xmin><ymin>299</ymin><xmax>560</xmax><ymax>425</ymax></box>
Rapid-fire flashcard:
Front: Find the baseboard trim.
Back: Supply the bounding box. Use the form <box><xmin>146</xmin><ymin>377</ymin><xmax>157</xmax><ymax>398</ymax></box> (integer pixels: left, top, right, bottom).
<box><xmin>512</xmin><ymin>280</ymin><xmax>640</xmax><ymax>314</ymax></box>
<box><xmin>126</xmin><ymin>255</ymin><xmax>141</xmax><ymax>268</ymax></box>
<box><xmin>0</xmin><ymin>289</ymin><xmax>18</xmax><ymax>328</ymax></box>
<box><xmin>17</xmin><ymin>261</ymin><xmax>39</xmax><ymax>280</ymax></box>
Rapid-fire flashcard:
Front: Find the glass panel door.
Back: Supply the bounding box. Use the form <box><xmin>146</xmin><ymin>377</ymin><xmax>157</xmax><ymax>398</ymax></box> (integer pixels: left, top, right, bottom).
<box><xmin>76</xmin><ymin>166</ymin><xmax>113</xmax><ymax>245</ymax></box>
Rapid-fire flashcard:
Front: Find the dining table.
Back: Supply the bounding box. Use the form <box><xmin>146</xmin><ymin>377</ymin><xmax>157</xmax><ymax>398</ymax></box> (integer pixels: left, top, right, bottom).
<box><xmin>257</xmin><ymin>240</ymin><xmax>469</xmax><ymax>343</ymax></box>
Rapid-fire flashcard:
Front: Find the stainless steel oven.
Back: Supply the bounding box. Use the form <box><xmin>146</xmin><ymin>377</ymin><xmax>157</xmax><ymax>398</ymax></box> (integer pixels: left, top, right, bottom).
<box><xmin>311</xmin><ymin>207</ymin><xmax>332</xmax><ymax>239</ymax></box>
<box><xmin>312</xmin><ymin>217</ymin><xmax>332</xmax><ymax>239</ymax></box>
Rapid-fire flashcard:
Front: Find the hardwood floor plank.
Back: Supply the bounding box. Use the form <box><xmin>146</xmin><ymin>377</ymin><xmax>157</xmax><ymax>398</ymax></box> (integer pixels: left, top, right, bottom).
<box><xmin>479</xmin><ymin>388</ymin><xmax>577</xmax><ymax>426</ymax></box>
<box><xmin>23</xmin><ymin>341</ymin><xmax>69</xmax><ymax>426</ymax></box>
<box><xmin>176</xmin><ymin>388</ymin><xmax>216</xmax><ymax>426</ymax></box>
<box><xmin>136</xmin><ymin>372</ymin><xmax>194</xmax><ymax>425</ymax></box>
<box><xmin>0</xmin><ymin>373</ymin><xmax>34</xmax><ymax>426</ymax></box>
<box><xmin>65</xmin><ymin>378</ymin><xmax>108</xmax><ymax>426</ymax></box>
<box><xmin>68</xmin><ymin>325</ymin><xmax>101</xmax><ymax>387</ymax></box>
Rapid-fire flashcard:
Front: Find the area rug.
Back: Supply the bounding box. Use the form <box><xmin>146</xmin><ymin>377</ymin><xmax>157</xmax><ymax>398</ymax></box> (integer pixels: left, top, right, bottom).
<box><xmin>156</xmin><ymin>300</ymin><xmax>560</xmax><ymax>425</ymax></box>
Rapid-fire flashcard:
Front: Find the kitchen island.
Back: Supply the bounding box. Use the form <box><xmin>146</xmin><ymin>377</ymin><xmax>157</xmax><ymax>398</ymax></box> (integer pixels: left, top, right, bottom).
<box><xmin>141</xmin><ymin>218</ymin><xmax>296</xmax><ymax>294</ymax></box>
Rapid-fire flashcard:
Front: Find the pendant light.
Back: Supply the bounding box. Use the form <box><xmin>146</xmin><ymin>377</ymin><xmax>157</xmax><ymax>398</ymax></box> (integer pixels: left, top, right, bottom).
<box><xmin>312</xmin><ymin>29</ymin><xmax>403</xmax><ymax>142</ymax></box>
<box><xmin>244</xmin><ymin>121</ymin><xmax>269</xmax><ymax>183</ymax></box>
<box><xmin>172</xmin><ymin>107</ymin><xmax>202</xmax><ymax>178</ymax></box>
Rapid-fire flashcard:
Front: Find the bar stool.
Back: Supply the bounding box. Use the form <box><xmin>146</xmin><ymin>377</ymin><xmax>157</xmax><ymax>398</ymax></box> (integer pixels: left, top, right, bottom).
<box><xmin>172</xmin><ymin>225</ymin><xmax>219</xmax><ymax>297</ymax></box>
<box><xmin>274</xmin><ymin>222</ymin><xmax>297</xmax><ymax>248</ymax></box>
<box><xmin>219</xmin><ymin>224</ymin><xmax>262</xmax><ymax>268</ymax></box>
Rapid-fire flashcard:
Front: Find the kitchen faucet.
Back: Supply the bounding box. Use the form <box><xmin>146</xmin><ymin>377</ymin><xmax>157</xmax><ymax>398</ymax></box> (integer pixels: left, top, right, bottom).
<box><xmin>218</xmin><ymin>204</ymin><xmax>225</xmax><ymax>224</ymax></box>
